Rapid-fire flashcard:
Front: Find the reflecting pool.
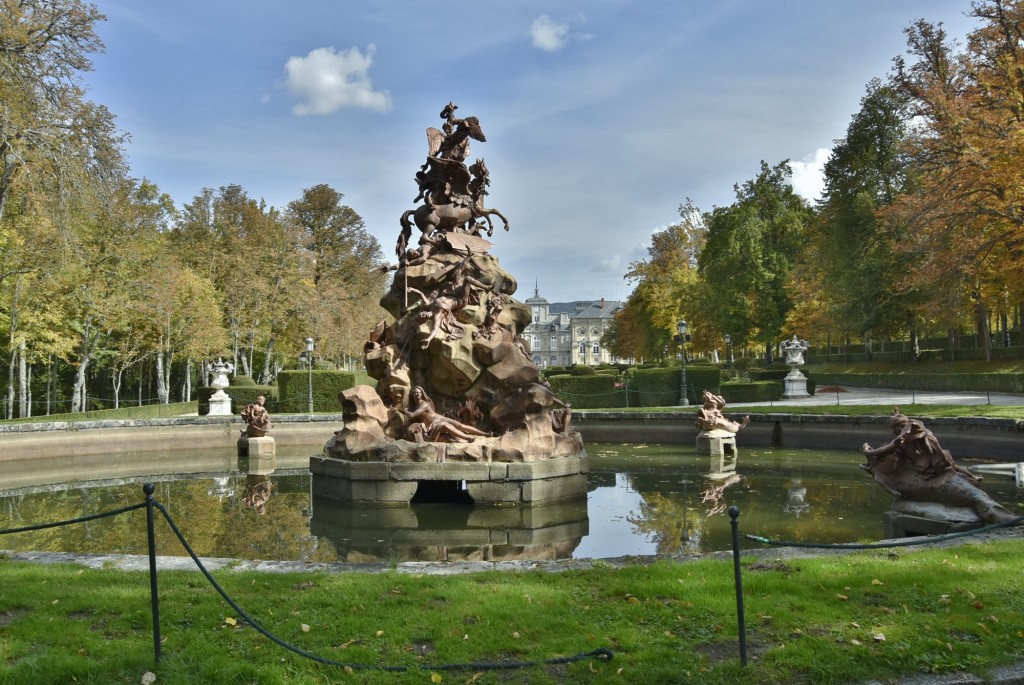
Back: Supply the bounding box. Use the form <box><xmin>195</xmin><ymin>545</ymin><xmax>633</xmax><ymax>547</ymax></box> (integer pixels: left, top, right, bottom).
<box><xmin>0</xmin><ymin>443</ymin><xmax>1017</xmax><ymax>563</ymax></box>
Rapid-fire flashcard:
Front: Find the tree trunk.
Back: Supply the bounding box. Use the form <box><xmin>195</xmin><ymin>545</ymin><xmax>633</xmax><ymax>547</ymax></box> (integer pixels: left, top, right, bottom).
<box><xmin>46</xmin><ymin>355</ymin><xmax>53</xmax><ymax>416</ymax></box>
<box><xmin>18</xmin><ymin>339</ymin><xmax>27</xmax><ymax>418</ymax></box>
<box><xmin>71</xmin><ymin>354</ymin><xmax>90</xmax><ymax>412</ymax></box>
<box><xmin>183</xmin><ymin>358</ymin><xmax>193</xmax><ymax>401</ymax></box>
<box><xmin>112</xmin><ymin>367</ymin><xmax>122</xmax><ymax>409</ymax></box>
<box><xmin>6</xmin><ymin>347</ymin><xmax>14</xmax><ymax>420</ymax></box>
<box><xmin>948</xmin><ymin>327</ymin><xmax>956</xmax><ymax>362</ymax></box>
<box><xmin>155</xmin><ymin>351</ymin><xmax>169</xmax><ymax>404</ymax></box>
<box><xmin>260</xmin><ymin>337</ymin><xmax>276</xmax><ymax>385</ymax></box>
<box><xmin>911</xmin><ymin>327</ymin><xmax>920</xmax><ymax>363</ymax></box>
<box><xmin>864</xmin><ymin>330</ymin><xmax>873</xmax><ymax>361</ymax></box>
<box><xmin>978</xmin><ymin>300</ymin><xmax>993</xmax><ymax>362</ymax></box>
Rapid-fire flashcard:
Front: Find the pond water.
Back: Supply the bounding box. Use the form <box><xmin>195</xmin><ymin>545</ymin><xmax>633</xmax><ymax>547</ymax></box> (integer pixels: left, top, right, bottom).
<box><xmin>0</xmin><ymin>443</ymin><xmax>1018</xmax><ymax>563</ymax></box>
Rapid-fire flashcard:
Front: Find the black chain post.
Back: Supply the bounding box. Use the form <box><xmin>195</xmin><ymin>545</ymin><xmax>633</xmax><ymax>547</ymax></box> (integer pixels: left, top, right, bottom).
<box><xmin>728</xmin><ymin>506</ymin><xmax>747</xmax><ymax>667</ymax></box>
<box><xmin>144</xmin><ymin>483</ymin><xmax>162</xmax><ymax>663</ymax></box>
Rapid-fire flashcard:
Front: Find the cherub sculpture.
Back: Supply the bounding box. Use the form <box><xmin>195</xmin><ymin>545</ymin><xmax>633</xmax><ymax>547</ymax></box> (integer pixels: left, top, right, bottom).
<box><xmin>695</xmin><ymin>390</ymin><xmax>749</xmax><ymax>433</ymax></box>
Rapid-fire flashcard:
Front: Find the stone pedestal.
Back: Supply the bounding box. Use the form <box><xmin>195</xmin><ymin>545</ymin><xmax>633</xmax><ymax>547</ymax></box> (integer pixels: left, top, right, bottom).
<box><xmin>239</xmin><ymin>454</ymin><xmax>276</xmax><ymax>475</ymax></box>
<box><xmin>783</xmin><ymin>368</ymin><xmax>810</xmax><ymax>398</ymax></box>
<box><xmin>309</xmin><ymin>452</ymin><xmax>589</xmax><ymax>506</ymax></box>
<box><xmin>208</xmin><ymin>389</ymin><xmax>232</xmax><ymax>416</ymax></box>
<box><xmin>238</xmin><ymin>435</ymin><xmax>276</xmax><ymax>458</ymax></box>
<box><xmin>696</xmin><ymin>429</ymin><xmax>737</xmax><ymax>475</ymax></box>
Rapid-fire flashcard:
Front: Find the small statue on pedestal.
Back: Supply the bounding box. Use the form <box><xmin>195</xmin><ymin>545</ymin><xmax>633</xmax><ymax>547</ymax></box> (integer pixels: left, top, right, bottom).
<box><xmin>241</xmin><ymin>395</ymin><xmax>272</xmax><ymax>438</ymax></box>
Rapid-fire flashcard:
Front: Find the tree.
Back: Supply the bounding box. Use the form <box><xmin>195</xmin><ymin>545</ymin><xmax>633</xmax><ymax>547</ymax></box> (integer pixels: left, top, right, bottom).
<box><xmin>608</xmin><ymin>201</ymin><xmax>705</xmax><ymax>361</ymax></box>
<box><xmin>886</xmin><ymin>1</ymin><xmax>1024</xmax><ymax>359</ymax></box>
<box><xmin>791</xmin><ymin>79</ymin><xmax>920</xmax><ymax>357</ymax></box>
<box><xmin>698</xmin><ymin>161</ymin><xmax>812</xmax><ymax>361</ymax></box>
<box><xmin>0</xmin><ymin>0</ymin><xmax>126</xmax><ymax>224</ymax></box>
<box><xmin>287</xmin><ymin>184</ymin><xmax>388</xmax><ymax>365</ymax></box>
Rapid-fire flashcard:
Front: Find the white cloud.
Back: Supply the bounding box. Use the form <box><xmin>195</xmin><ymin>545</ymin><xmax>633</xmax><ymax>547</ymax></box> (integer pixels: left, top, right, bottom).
<box><xmin>788</xmin><ymin>148</ymin><xmax>831</xmax><ymax>203</ymax></box>
<box><xmin>530</xmin><ymin>15</ymin><xmax>570</xmax><ymax>52</ymax></box>
<box><xmin>283</xmin><ymin>45</ymin><xmax>392</xmax><ymax>116</ymax></box>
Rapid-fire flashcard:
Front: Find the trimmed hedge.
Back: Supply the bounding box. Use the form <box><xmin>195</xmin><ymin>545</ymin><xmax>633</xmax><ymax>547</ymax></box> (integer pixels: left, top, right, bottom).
<box><xmin>546</xmin><ymin>374</ymin><xmax>627</xmax><ymax>409</ymax></box>
<box><xmin>807</xmin><ymin>372</ymin><xmax>1024</xmax><ymax>394</ymax></box>
<box><xmin>277</xmin><ymin>370</ymin><xmax>359</xmax><ymax>413</ymax></box>
<box><xmin>627</xmin><ymin>365</ymin><xmax>721</xmax><ymax>407</ymax></box>
<box><xmin>197</xmin><ymin>385</ymin><xmax>277</xmax><ymax>415</ymax></box>
<box><xmin>720</xmin><ymin>381</ymin><xmax>783</xmax><ymax>403</ymax></box>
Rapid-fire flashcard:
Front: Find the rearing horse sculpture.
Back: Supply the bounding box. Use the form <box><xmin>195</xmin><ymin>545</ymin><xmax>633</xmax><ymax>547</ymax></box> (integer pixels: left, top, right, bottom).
<box><xmin>398</xmin><ymin>158</ymin><xmax>509</xmax><ymax>259</ymax></box>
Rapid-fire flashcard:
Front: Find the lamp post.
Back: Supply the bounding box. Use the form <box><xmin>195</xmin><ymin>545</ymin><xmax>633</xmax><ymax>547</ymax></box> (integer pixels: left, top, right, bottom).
<box><xmin>677</xmin><ymin>320</ymin><xmax>689</xmax><ymax>406</ymax></box>
<box><xmin>724</xmin><ymin>333</ymin><xmax>732</xmax><ymax>369</ymax></box>
<box><xmin>305</xmin><ymin>337</ymin><xmax>314</xmax><ymax>414</ymax></box>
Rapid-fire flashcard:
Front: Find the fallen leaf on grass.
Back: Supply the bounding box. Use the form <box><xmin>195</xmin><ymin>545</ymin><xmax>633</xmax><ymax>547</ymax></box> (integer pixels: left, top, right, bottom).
<box><xmin>301</xmin><ymin>624</ymin><xmax>310</xmax><ymax>633</ymax></box>
<box><xmin>836</xmin><ymin>594</ymin><xmax>849</xmax><ymax>601</ymax></box>
<box><xmin>871</xmin><ymin>579</ymin><xmax>884</xmax><ymax>586</ymax></box>
<box><xmin>376</xmin><ymin>630</ymin><xmax>385</xmax><ymax>637</ymax></box>
<box><xmin>464</xmin><ymin>673</ymin><xmax>484</xmax><ymax>684</ymax></box>
<box><xmin>873</xmin><ymin>633</ymin><xmax>886</xmax><ymax>642</ymax></box>
<box><xmin>431</xmin><ymin>673</ymin><xmax>442</xmax><ymax>683</ymax></box>
<box><xmin>850</xmin><ymin>639</ymin><xmax>862</xmax><ymax>646</ymax></box>
<box><xmin>141</xmin><ymin>672</ymin><xmax>156</xmax><ymax>685</ymax></box>
<box><xmin>224</xmin><ymin>617</ymin><xmax>238</xmax><ymax>627</ymax></box>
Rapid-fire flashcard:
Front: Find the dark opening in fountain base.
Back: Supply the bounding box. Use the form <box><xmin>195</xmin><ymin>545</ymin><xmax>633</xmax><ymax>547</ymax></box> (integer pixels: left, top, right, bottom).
<box><xmin>309</xmin><ymin>452</ymin><xmax>589</xmax><ymax>507</ymax></box>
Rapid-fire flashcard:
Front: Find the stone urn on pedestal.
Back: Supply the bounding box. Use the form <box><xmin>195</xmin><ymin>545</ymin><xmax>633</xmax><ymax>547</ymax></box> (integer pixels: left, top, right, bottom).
<box><xmin>780</xmin><ymin>335</ymin><xmax>811</xmax><ymax>399</ymax></box>
<box><xmin>207</xmin><ymin>357</ymin><xmax>234</xmax><ymax>416</ymax></box>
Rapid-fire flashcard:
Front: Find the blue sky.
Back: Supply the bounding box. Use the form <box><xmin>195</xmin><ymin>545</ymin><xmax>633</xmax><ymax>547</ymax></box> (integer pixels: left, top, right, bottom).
<box><xmin>84</xmin><ymin>0</ymin><xmax>978</xmax><ymax>303</ymax></box>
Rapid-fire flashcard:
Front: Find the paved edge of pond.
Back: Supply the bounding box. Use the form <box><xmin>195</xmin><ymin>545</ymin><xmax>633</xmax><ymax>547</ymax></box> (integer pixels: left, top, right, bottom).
<box><xmin>4</xmin><ymin>524</ymin><xmax>1022</xmax><ymax>575</ymax></box>
<box><xmin>2</xmin><ymin>410</ymin><xmax>1022</xmax><ymax>434</ymax></box>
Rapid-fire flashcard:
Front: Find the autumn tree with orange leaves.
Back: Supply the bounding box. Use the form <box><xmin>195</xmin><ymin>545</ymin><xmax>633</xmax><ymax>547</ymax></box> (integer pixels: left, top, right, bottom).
<box><xmin>885</xmin><ymin>0</ymin><xmax>1024</xmax><ymax>360</ymax></box>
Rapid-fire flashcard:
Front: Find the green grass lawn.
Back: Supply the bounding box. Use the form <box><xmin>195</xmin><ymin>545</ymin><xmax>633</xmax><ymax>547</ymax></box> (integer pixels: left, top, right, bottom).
<box><xmin>3</xmin><ymin>536</ymin><xmax>1024</xmax><ymax>684</ymax></box>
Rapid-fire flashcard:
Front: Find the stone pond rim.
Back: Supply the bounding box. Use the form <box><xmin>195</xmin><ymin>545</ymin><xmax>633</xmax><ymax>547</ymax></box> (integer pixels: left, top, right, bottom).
<box><xmin>0</xmin><ymin>411</ymin><xmax>1020</xmax><ymax>461</ymax></box>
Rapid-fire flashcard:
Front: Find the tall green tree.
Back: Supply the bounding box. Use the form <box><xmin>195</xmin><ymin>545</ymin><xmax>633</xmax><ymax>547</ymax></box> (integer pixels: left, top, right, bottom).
<box><xmin>608</xmin><ymin>201</ymin><xmax>706</xmax><ymax>362</ymax></box>
<box><xmin>287</xmin><ymin>184</ymin><xmax>388</xmax><ymax>365</ymax></box>
<box><xmin>0</xmin><ymin>0</ymin><xmax>126</xmax><ymax>224</ymax></box>
<box><xmin>792</xmin><ymin>79</ymin><xmax>919</xmax><ymax>357</ymax></box>
<box><xmin>698</xmin><ymin>161</ymin><xmax>812</xmax><ymax>361</ymax></box>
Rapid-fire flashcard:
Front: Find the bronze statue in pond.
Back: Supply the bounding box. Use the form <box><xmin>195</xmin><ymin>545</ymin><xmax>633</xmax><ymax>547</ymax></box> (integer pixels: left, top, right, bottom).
<box><xmin>861</xmin><ymin>408</ymin><xmax>1016</xmax><ymax>524</ymax></box>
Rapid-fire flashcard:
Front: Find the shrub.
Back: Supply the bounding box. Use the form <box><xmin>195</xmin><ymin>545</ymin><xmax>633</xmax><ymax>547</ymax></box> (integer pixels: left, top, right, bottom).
<box><xmin>277</xmin><ymin>370</ymin><xmax>359</xmax><ymax>412</ymax></box>
<box><xmin>732</xmin><ymin>357</ymin><xmax>756</xmax><ymax>373</ymax></box>
<box><xmin>570</xmin><ymin>365</ymin><xmax>597</xmax><ymax>376</ymax></box>
<box><xmin>627</xmin><ymin>365</ymin><xmax>721</xmax><ymax>407</ymax></box>
<box><xmin>720</xmin><ymin>381</ymin><xmax>783</xmax><ymax>403</ymax></box>
<box><xmin>196</xmin><ymin>385</ymin><xmax>277</xmax><ymax>415</ymax></box>
<box><xmin>547</xmin><ymin>374</ymin><xmax>626</xmax><ymax>409</ymax></box>
<box><xmin>231</xmin><ymin>375</ymin><xmax>257</xmax><ymax>386</ymax></box>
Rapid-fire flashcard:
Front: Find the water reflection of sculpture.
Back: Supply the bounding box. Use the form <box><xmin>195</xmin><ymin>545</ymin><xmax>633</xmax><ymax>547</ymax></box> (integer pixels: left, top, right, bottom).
<box><xmin>243</xmin><ymin>475</ymin><xmax>273</xmax><ymax>515</ymax></box>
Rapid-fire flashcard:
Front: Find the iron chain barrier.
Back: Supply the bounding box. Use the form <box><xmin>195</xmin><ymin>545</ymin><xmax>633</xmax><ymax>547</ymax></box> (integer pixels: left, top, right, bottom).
<box><xmin>5</xmin><ymin>488</ymin><xmax>1020</xmax><ymax>672</ymax></box>
<box><xmin>0</xmin><ymin>484</ymin><xmax>613</xmax><ymax>672</ymax></box>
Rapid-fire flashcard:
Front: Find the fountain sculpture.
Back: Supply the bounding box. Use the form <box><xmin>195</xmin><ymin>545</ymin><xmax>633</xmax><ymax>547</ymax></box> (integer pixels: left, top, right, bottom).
<box><xmin>694</xmin><ymin>390</ymin><xmax>748</xmax><ymax>475</ymax></box>
<box><xmin>861</xmin><ymin>408</ymin><xmax>1017</xmax><ymax>536</ymax></box>
<box><xmin>311</xmin><ymin>103</ymin><xmax>587</xmax><ymax>506</ymax></box>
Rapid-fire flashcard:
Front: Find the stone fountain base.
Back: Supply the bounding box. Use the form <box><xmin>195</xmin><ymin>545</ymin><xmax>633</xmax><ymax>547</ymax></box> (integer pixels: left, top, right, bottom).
<box><xmin>310</xmin><ymin>451</ymin><xmax>589</xmax><ymax>506</ymax></box>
